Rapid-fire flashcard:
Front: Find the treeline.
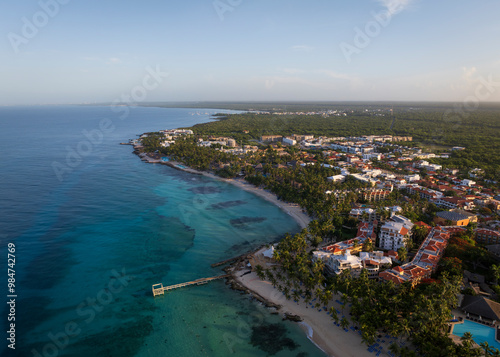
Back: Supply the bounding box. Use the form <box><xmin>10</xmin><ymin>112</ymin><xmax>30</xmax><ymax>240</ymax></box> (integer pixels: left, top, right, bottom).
<box><xmin>140</xmin><ymin>101</ymin><xmax>500</xmax><ymax>112</ymax></box>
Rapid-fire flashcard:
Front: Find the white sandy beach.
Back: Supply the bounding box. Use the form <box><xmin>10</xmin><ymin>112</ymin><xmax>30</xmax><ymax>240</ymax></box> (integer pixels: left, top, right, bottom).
<box><xmin>234</xmin><ymin>269</ymin><xmax>377</xmax><ymax>357</ymax></box>
<box><xmin>222</xmin><ymin>177</ymin><xmax>311</xmax><ymax>229</ymax></box>
<box><xmin>164</xmin><ymin>160</ymin><xmax>311</xmax><ymax>229</ymax></box>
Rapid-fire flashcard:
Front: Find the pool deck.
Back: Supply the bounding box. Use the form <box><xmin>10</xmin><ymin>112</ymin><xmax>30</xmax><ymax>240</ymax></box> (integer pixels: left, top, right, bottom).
<box><xmin>450</xmin><ymin>309</ymin><xmax>500</xmax><ymax>346</ymax></box>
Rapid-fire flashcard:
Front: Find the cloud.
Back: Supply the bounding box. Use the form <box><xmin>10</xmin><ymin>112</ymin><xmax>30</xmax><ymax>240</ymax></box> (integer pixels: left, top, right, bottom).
<box><xmin>107</xmin><ymin>57</ymin><xmax>122</xmax><ymax>64</ymax></box>
<box><xmin>280</xmin><ymin>68</ymin><xmax>305</xmax><ymax>75</ymax></box>
<box><xmin>262</xmin><ymin>76</ymin><xmax>318</xmax><ymax>91</ymax></box>
<box><xmin>377</xmin><ymin>0</ymin><xmax>415</xmax><ymax>16</ymax></box>
<box><xmin>290</xmin><ymin>45</ymin><xmax>314</xmax><ymax>52</ymax></box>
<box><xmin>318</xmin><ymin>70</ymin><xmax>354</xmax><ymax>81</ymax></box>
<box><xmin>461</xmin><ymin>66</ymin><xmax>477</xmax><ymax>82</ymax></box>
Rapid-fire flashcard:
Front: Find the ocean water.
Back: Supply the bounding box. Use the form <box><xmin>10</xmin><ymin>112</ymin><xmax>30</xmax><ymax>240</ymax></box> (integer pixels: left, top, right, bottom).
<box><xmin>0</xmin><ymin>106</ymin><xmax>325</xmax><ymax>357</ymax></box>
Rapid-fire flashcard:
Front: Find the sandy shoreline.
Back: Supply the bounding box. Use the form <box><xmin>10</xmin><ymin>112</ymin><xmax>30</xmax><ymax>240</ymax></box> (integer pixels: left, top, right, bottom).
<box><xmin>233</xmin><ymin>264</ymin><xmax>377</xmax><ymax>357</ymax></box>
<box><xmin>143</xmin><ymin>156</ymin><xmax>384</xmax><ymax>356</ymax></box>
<box><xmin>163</xmin><ymin>159</ymin><xmax>311</xmax><ymax>229</ymax></box>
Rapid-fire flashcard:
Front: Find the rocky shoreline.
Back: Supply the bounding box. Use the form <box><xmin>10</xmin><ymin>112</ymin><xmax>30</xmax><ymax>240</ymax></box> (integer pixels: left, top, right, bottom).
<box><xmin>219</xmin><ymin>249</ymin><xmax>304</xmax><ymax>323</ymax></box>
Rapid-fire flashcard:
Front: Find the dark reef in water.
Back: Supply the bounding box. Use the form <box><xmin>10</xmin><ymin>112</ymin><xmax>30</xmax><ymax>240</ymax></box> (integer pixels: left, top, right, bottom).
<box><xmin>207</xmin><ymin>200</ymin><xmax>247</xmax><ymax>210</ymax></box>
<box><xmin>230</xmin><ymin>216</ymin><xmax>267</xmax><ymax>229</ymax></box>
<box><xmin>250</xmin><ymin>323</ymin><xmax>299</xmax><ymax>355</ymax></box>
<box><xmin>23</xmin><ymin>241</ymin><xmax>73</xmax><ymax>289</ymax></box>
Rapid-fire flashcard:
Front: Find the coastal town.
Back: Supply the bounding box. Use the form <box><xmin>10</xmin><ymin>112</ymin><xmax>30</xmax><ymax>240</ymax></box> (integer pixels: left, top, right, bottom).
<box><xmin>131</xmin><ymin>121</ymin><xmax>500</xmax><ymax>357</ymax></box>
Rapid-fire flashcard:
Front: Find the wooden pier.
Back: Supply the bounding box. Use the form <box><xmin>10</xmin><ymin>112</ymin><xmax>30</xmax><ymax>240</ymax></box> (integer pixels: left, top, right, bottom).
<box><xmin>152</xmin><ymin>275</ymin><xmax>230</xmax><ymax>297</ymax></box>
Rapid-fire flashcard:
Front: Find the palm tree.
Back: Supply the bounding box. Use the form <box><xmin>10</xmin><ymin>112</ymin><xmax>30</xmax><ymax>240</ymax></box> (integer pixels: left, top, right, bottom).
<box><xmin>397</xmin><ymin>247</ymin><xmax>408</xmax><ymax>263</ymax></box>
<box><xmin>329</xmin><ymin>306</ymin><xmax>339</xmax><ymax>323</ymax></box>
<box><xmin>389</xmin><ymin>342</ymin><xmax>400</xmax><ymax>356</ymax></box>
<box><xmin>491</xmin><ymin>264</ymin><xmax>500</xmax><ymax>285</ymax></box>
<box><xmin>461</xmin><ymin>332</ymin><xmax>475</xmax><ymax>348</ymax></box>
<box><xmin>340</xmin><ymin>317</ymin><xmax>349</xmax><ymax>330</ymax></box>
<box><xmin>481</xmin><ymin>341</ymin><xmax>494</xmax><ymax>356</ymax></box>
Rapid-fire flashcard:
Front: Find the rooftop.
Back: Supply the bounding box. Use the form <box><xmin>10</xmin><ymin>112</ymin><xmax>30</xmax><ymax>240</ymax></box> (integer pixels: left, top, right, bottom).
<box><xmin>436</xmin><ymin>211</ymin><xmax>470</xmax><ymax>222</ymax></box>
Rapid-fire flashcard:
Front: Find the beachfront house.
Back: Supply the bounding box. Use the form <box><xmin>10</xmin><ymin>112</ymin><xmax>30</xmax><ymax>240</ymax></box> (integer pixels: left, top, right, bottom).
<box><xmin>326</xmin><ymin>251</ymin><xmax>362</xmax><ymax>277</ymax></box>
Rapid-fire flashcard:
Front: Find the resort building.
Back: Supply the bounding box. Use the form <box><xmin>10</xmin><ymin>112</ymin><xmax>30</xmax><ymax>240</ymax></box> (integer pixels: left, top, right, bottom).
<box><xmin>460</xmin><ymin>296</ymin><xmax>500</xmax><ymax>326</ymax></box>
<box><xmin>434</xmin><ymin>197</ymin><xmax>472</xmax><ymax>210</ymax></box>
<box><xmin>378</xmin><ymin>216</ymin><xmax>413</xmax><ymax>251</ymax></box>
<box><xmin>260</xmin><ymin>135</ymin><xmax>282</xmax><ymax>143</ymax></box>
<box><xmin>434</xmin><ymin>211</ymin><xmax>470</xmax><ymax>226</ymax></box>
<box><xmin>326</xmin><ymin>251</ymin><xmax>362</xmax><ymax>277</ymax></box>
<box><xmin>350</xmin><ymin>206</ymin><xmax>402</xmax><ymax>222</ymax></box>
<box><xmin>359</xmin><ymin>251</ymin><xmax>392</xmax><ymax>279</ymax></box>
<box><xmin>327</xmin><ymin>174</ymin><xmax>346</xmax><ymax>183</ymax></box>
<box><xmin>314</xmin><ymin>221</ymin><xmax>381</xmax><ymax>277</ymax></box>
<box><xmin>379</xmin><ymin>226</ymin><xmax>451</xmax><ymax>287</ymax></box>
<box><xmin>359</xmin><ymin>189</ymin><xmax>391</xmax><ymax>202</ymax></box>
<box><xmin>403</xmin><ymin>184</ymin><xmax>444</xmax><ymax>200</ymax></box>
<box><xmin>349</xmin><ymin>208</ymin><xmax>376</xmax><ymax>221</ymax></box>
<box><xmin>315</xmin><ymin>221</ymin><xmax>378</xmax><ymax>259</ymax></box>
<box><xmin>475</xmin><ymin>229</ymin><xmax>500</xmax><ymax>245</ymax></box>
<box><xmin>283</xmin><ymin>137</ymin><xmax>297</xmax><ymax>146</ymax></box>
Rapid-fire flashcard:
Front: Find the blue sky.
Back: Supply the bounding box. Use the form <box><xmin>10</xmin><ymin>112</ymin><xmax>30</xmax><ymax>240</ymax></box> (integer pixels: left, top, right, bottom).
<box><xmin>1</xmin><ymin>0</ymin><xmax>499</xmax><ymax>104</ymax></box>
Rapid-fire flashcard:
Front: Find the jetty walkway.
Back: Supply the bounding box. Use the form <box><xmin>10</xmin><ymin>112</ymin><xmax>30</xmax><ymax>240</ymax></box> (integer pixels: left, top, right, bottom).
<box><xmin>152</xmin><ymin>275</ymin><xmax>229</xmax><ymax>296</ymax></box>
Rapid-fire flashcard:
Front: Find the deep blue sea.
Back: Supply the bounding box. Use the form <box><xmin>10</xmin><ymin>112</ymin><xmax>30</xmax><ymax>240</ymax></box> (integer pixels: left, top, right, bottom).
<box><xmin>0</xmin><ymin>106</ymin><xmax>325</xmax><ymax>357</ymax></box>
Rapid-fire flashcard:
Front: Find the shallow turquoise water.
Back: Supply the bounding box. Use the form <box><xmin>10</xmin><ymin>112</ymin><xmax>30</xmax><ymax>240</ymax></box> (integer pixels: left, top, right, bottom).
<box><xmin>0</xmin><ymin>106</ymin><xmax>325</xmax><ymax>357</ymax></box>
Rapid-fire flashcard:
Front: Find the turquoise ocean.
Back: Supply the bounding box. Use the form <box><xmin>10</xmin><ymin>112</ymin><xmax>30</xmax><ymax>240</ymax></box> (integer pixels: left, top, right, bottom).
<box><xmin>0</xmin><ymin>106</ymin><xmax>325</xmax><ymax>357</ymax></box>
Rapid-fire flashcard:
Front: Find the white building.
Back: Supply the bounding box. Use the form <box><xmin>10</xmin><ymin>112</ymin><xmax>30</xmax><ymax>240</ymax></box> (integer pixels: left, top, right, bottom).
<box><xmin>327</xmin><ymin>175</ymin><xmax>346</xmax><ymax>183</ymax></box>
<box><xmin>199</xmin><ymin>140</ymin><xmax>227</xmax><ymax>147</ymax></box>
<box><xmin>351</xmin><ymin>174</ymin><xmax>377</xmax><ymax>187</ymax></box>
<box><xmin>360</xmin><ymin>251</ymin><xmax>393</xmax><ymax>279</ymax></box>
<box><xmin>363</xmin><ymin>169</ymin><xmax>382</xmax><ymax>178</ymax></box>
<box><xmin>349</xmin><ymin>208</ymin><xmax>376</xmax><ymax>221</ymax></box>
<box><xmin>405</xmin><ymin>174</ymin><xmax>421</xmax><ymax>182</ymax></box>
<box><xmin>379</xmin><ymin>217</ymin><xmax>413</xmax><ymax>251</ymax></box>
<box><xmin>363</xmin><ymin>153</ymin><xmax>383</xmax><ymax>161</ymax></box>
<box><xmin>327</xmin><ymin>251</ymin><xmax>362</xmax><ymax>277</ymax></box>
<box><xmin>283</xmin><ymin>137</ymin><xmax>297</xmax><ymax>146</ymax></box>
<box><xmin>461</xmin><ymin>179</ymin><xmax>476</xmax><ymax>187</ymax></box>
<box><xmin>160</xmin><ymin>140</ymin><xmax>176</xmax><ymax>147</ymax></box>
<box><xmin>360</xmin><ymin>251</ymin><xmax>392</xmax><ymax>266</ymax></box>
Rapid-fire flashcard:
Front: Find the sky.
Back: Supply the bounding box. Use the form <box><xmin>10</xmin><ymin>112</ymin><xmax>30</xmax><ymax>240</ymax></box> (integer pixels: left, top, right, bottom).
<box><xmin>1</xmin><ymin>0</ymin><xmax>500</xmax><ymax>105</ymax></box>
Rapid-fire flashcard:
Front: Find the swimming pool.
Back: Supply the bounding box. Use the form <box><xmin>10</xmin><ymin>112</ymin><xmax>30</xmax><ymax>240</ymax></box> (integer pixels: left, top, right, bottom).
<box><xmin>176</xmin><ymin>164</ymin><xmax>187</xmax><ymax>169</ymax></box>
<box><xmin>453</xmin><ymin>320</ymin><xmax>500</xmax><ymax>349</ymax></box>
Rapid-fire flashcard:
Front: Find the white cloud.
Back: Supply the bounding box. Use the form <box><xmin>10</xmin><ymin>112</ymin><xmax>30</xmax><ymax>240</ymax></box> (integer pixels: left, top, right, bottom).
<box><xmin>280</xmin><ymin>68</ymin><xmax>305</xmax><ymax>75</ymax></box>
<box><xmin>377</xmin><ymin>0</ymin><xmax>415</xmax><ymax>16</ymax></box>
<box><xmin>107</xmin><ymin>57</ymin><xmax>122</xmax><ymax>64</ymax></box>
<box><xmin>265</xmin><ymin>79</ymin><xmax>275</xmax><ymax>90</ymax></box>
<box><xmin>462</xmin><ymin>66</ymin><xmax>477</xmax><ymax>82</ymax></box>
<box><xmin>319</xmin><ymin>70</ymin><xmax>354</xmax><ymax>81</ymax></box>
